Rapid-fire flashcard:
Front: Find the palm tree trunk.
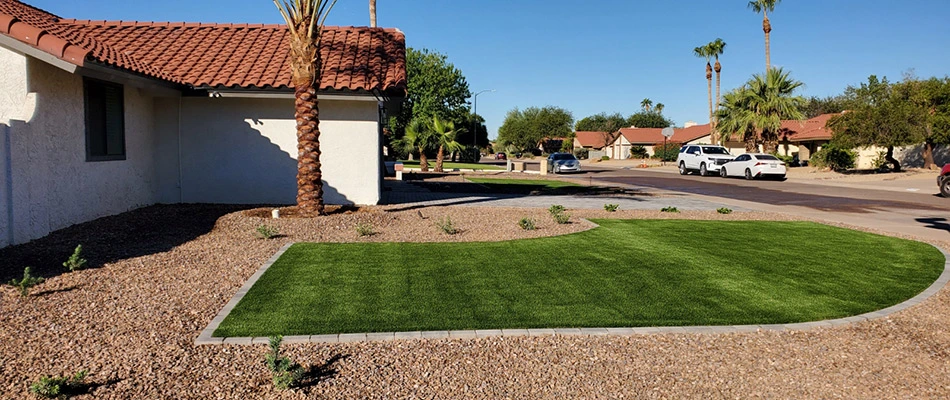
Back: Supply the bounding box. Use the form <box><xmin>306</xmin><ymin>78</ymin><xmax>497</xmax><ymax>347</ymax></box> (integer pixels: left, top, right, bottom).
<box><xmin>435</xmin><ymin>144</ymin><xmax>445</xmax><ymax>172</ymax></box>
<box><xmin>763</xmin><ymin>13</ymin><xmax>772</xmax><ymax>71</ymax></box>
<box><xmin>419</xmin><ymin>148</ymin><xmax>429</xmax><ymax>172</ymax></box>
<box><xmin>295</xmin><ymin>81</ymin><xmax>325</xmax><ymax>216</ymax></box>
<box><xmin>706</xmin><ymin>62</ymin><xmax>714</xmax><ymax>144</ymax></box>
<box><xmin>714</xmin><ymin>60</ymin><xmax>722</xmax><ymax>145</ymax></box>
<box><xmin>923</xmin><ymin>130</ymin><xmax>936</xmax><ymax>169</ymax></box>
<box><xmin>370</xmin><ymin>0</ymin><xmax>377</xmax><ymax>27</ymax></box>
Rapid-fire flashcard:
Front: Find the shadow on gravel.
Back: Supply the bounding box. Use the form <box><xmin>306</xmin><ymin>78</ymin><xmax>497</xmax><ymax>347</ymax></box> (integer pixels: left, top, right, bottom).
<box><xmin>0</xmin><ymin>204</ymin><xmax>261</xmax><ymax>283</ymax></box>
<box><xmin>299</xmin><ymin>354</ymin><xmax>348</xmax><ymax>388</ymax></box>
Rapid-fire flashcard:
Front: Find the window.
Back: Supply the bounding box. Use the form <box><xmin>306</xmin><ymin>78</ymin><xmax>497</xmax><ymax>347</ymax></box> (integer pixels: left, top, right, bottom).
<box><xmin>701</xmin><ymin>146</ymin><xmax>730</xmax><ymax>155</ymax></box>
<box><xmin>84</xmin><ymin>78</ymin><xmax>125</xmax><ymax>161</ymax></box>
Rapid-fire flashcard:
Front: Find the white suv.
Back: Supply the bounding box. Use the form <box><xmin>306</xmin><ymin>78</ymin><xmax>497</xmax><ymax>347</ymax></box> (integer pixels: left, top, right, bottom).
<box><xmin>677</xmin><ymin>145</ymin><xmax>734</xmax><ymax>176</ymax></box>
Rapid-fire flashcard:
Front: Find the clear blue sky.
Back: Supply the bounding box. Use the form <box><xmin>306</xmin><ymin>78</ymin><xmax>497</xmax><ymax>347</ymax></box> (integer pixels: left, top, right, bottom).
<box><xmin>28</xmin><ymin>0</ymin><xmax>950</xmax><ymax>138</ymax></box>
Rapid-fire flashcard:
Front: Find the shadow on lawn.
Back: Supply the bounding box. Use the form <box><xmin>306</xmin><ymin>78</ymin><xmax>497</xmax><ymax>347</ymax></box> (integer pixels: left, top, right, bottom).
<box><xmin>0</xmin><ymin>204</ymin><xmax>261</xmax><ymax>283</ymax></box>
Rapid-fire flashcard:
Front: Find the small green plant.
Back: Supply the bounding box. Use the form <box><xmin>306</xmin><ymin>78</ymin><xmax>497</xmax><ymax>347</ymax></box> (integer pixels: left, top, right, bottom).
<box><xmin>548</xmin><ymin>204</ymin><xmax>565</xmax><ymax>216</ymax></box>
<box><xmin>518</xmin><ymin>217</ymin><xmax>536</xmax><ymax>231</ymax></box>
<box><xmin>660</xmin><ymin>206</ymin><xmax>680</xmax><ymax>213</ymax></box>
<box><xmin>29</xmin><ymin>370</ymin><xmax>88</xmax><ymax>398</ymax></box>
<box><xmin>8</xmin><ymin>267</ymin><xmax>44</xmax><ymax>297</ymax></box>
<box><xmin>600</xmin><ymin>155</ymin><xmax>610</xmax><ymax>161</ymax></box>
<box><xmin>265</xmin><ymin>336</ymin><xmax>304</xmax><ymax>390</ymax></box>
<box><xmin>604</xmin><ymin>204</ymin><xmax>619</xmax><ymax>212</ymax></box>
<box><xmin>436</xmin><ymin>216</ymin><xmax>459</xmax><ymax>235</ymax></box>
<box><xmin>256</xmin><ymin>225</ymin><xmax>279</xmax><ymax>239</ymax></box>
<box><xmin>63</xmin><ymin>245</ymin><xmax>87</xmax><ymax>272</ymax></box>
<box><xmin>717</xmin><ymin>207</ymin><xmax>733</xmax><ymax>214</ymax></box>
<box><xmin>355</xmin><ymin>222</ymin><xmax>375</xmax><ymax>237</ymax></box>
<box><xmin>553</xmin><ymin>212</ymin><xmax>571</xmax><ymax>224</ymax></box>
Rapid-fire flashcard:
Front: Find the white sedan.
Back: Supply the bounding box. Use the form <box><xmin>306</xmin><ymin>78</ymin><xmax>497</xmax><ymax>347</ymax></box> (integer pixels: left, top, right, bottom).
<box><xmin>720</xmin><ymin>153</ymin><xmax>787</xmax><ymax>180</ymax></box>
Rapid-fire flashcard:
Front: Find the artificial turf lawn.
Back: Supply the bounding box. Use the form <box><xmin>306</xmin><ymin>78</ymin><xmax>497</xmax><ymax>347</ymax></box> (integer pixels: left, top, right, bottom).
<box><xmin>398</xmin><ymin>160</ymin><xmax>503</xmax><ymax>170</ymax></box>
<box><xmin>214</xmin><ymin>220</ymin><xmax>945</xmax><ymax>337</ymax></box>
<box><xmin>465</xmin><ymin>177</ymin><xmax>581</xmax><ymax>188</ymax></box>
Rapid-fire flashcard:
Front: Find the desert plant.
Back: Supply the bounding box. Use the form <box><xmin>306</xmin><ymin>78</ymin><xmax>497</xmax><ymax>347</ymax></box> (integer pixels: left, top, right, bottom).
<box><xmin>355</xmin><ymin>222</ymin><xmax>375</xmax><ymax>237</ymax></box>
<box><xmin>63</xmin><ymin>245</ymin><xmax>87</xmax><ymax>272</ymax></box>
<box><xmin>600</xmin><ymin>155</ymin><xmax>610</xmax><ymax>161</ymax></box>
<box><xmin>8</xmin><ymin>267</ymin><xmax>44</xmax><ymax>297</ymax></box>
<box><xmin>265</xmin><ymin>336</ymin><xmax>304</xmax><ymax>390</ymax></box>
<box><xmin>717</xmin><ymin>207</ymin><xmax>733</xmax><ymax>214</ymax></box>
<box><xmin>29</xmin><ymin>370</ymin><xmax>88</xmax><ymax>398</ymax></box>
<box><xmin>573</xmin><ymin>148</ymin><xmax>589</xmax><ymax>159</ymax></box>
<box><xmin>811</xmin><ymin>144</ymin><xmax>856</xmax><ymax>171</ymax></box>
<box><xmin>256</xmin><ymin>225</ymin><xmax>279</xmax><ymax>239</ymax></box>
<box><xmin>629</xmin><ymin>146</ymin><xmax>649</xmax><ymax>159</ymax></box>
<box><xmin>604</xmin><ymin>204</ymin><xmax>619</xmax><ymax>212</ymax></box>
<box><xmin>553</xmin><ymin>212</ymin><xmax>571</xmax><ymax>224</ymax></box>
<box><xmin>548</xmin><ymin>204</ymin><xmax>566</xmax><ymax>216</ymax></box>
<box><xmin>518</xmin><ymin>217</ymin><xmax>536</xmax><ymax>231</ymax></box>
<box><xmin>661</xmin><ymin>206</ymin><xmax>680</xmax><ymax>213</ymax></box>
<box><xmin>436</xmin><ymin>216</ymin><xmax>459</xmax><ymax>235</ymax></box>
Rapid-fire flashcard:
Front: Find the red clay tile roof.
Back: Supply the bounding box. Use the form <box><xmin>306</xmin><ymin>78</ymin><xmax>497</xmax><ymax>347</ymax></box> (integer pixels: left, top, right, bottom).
<box><xmin>786</xmin><ymin>114</ymin><xmax>837</xmax><ymax>142</ymax></box>
<box><xmin>573</xmin><ymin>131</ymin><xmax>613</xmax><ymax>149</ymax></box>
<box><xmin>615</xmin><ymin>124</ymin><xmax>711</xmax><ymax>145</ymax></box>
<box><xmin>0</xmin><ymin>0</ymin><xmax>407</xmax><ymax>93</ymax></box>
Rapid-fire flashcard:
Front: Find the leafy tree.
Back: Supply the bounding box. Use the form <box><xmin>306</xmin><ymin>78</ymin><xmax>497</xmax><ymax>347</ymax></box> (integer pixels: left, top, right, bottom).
<box><xmin>627</xmin><ymin>111</ymin><xmax>673</xmax><ymax>129</ymax></box>
<box><xmin>694</xmin><ymin>44</ymin><xmax>715</xmax><ymax>143</ymax></box>
<box><xmin>497</xmin><ymin>106</ymin><xmax>574</xmax><ymax>151</ymax></box>
<box><xmin>802</xmin><ymin>95</ymin><xmax>847</xmax><ymax>118</ymax></box>
<box><xmin>431</xmin><ymin>116</ymin><xmax>464</xmax><ymax>172</ymax></box>
<box><xmin>455</xmin><ymin>113</ymin><xmax>489</xmax><ymax>149</ymax></box>
<box><xmin>391</xmin><ymin>48</ymin><xmax>471</xmax><ymax>136</ymax></box>
<box><xmin>748</xmin><ymin>0</ymin><xmax>782</xmax><ymax>70</ymax></box>
<box><xmin>575</xmin><ymin>112</ymin><xmax>628</xmax><ymax>133</ymax></box>
<box><xmin>896</xmin><ymin>76</ymin><xmax>950</xmax><ymax>169</ymax></box>
<box><xmin>274</xmin><ymin>0</ymin><xmax>336</xmax><ymax>216</ymax></box>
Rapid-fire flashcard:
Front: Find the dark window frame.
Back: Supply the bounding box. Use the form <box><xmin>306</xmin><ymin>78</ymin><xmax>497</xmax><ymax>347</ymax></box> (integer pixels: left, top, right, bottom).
<box><xmin>83</xmin><ymin>77</ymin><xmax>126</xmax><ymax>162</ymax></box>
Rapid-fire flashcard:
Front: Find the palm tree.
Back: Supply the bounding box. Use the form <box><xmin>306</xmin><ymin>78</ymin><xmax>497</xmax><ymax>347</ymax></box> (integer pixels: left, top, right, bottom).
<box><xmin>369</xmin><ymin>0</ymin><xmax>376</xmax><ymax>27</ymax></box>
<box><xmin>655</xmin><ymin>103</ymin><xmax>665</xmax><ymax>114</ymax></box>
<box><xmin>748</xmin><ymin>0</ymin><xmax>781</xmax><ymax>71</ymax></box>
<box><xmin>395</xmin><ymin>118</ymin><xmax>434</xmax><ymax>172</ymax></box>
<box><xmin>640</xmin><ymin>98</ymin><xmax>653</xmax><ymax>112</ymax></box>
<box><xmin>716</xmin><ymin>89</ymin><xmax>759</xmax><ymax>152</ymax></box>
<box><xmin>273</xmin><ymin>0</ymin><xmax>337</xmax><ymax>216</ymax></box>
<box><xmin>744</xmin><ymin>68</ymin><xmax>806</xmax><ymax>153</ymax></box>
<box><xmin>709</xmin><ymin>38</ymin><xmax>726</xmax><ymax>116</ymax></box>
<box><xmin>431</xmin><ymin>116</ymin><xmax>464</xmax><ymax>172</ymax></box>
<box><xmin>694</xmin><ymin>45</ymin><xmax>715</xmax><ymax>144</ymax></box>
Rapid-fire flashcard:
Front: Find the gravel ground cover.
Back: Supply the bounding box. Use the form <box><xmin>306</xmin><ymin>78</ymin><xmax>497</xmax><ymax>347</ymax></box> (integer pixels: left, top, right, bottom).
<box><xmin>1</xmin><ymin>204</ymin><xmax>948</xmax><ymax>398</ymax></box>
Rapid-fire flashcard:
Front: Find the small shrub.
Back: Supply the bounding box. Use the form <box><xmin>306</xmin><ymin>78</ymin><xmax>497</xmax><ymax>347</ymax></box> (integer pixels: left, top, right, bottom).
<box><xmin>355</xmin><ymin>222</ymin><xmax>375</xmax><ymax>237</ymax></box>
<box><xmin>604</xmin><ymin>204</ymin><xmax>619</xmax><ymax>212</ymax></box>
<box><xmin>651</xmin><ymin>141</ymin><xmax>682</xmax><ymax>162</ymax></box>
<box><xmin>770</xmin><ymin>152</ymin><xmax>795</xmax><ymax>165</ymax></box>
<box><xmin>29</xmin><ymin>370</ymin><xmax>88</xmax><ymax>398</ymax></box>
<box><xmin>573</xmin><ymin>148</ymin><xmax>589</xmax><ymax>159</ymax></box>
<box><xmin>518</xmin><ymin>217</ymin><xmax>536</xmax><ymax>231</ymax></box>
<box><xmin>436</xmin><ymin>217</ymin><xmax>459</xmax><ymax>235</ymax></box>
<box><xmin>600</xmin><ymin>155</ymin><xmax>610</xmax><ymax>161</ymax></box>
<box><xmin>811</xmin><ymin>144</ymin><xmax>856</xmax><ymax>171</ymax></box>
<box><xmin>256</xmin><ymin>225</ymin><xmax>279</xmax><ymax>239</ymax></box>
<box><xmin>553</xmin><ymin>212</ymin><xmax>571</xmax><ymax>224</ymax></box>
<box><xmin>629</xmin><ymin>145</ymin><xmax>649</xmax><ymax>159</ymax></box>
<box><xmin>870</xmin><ymin>149</ymin><xmax>889</xmax><ymax>170</ymax></box>
<box><xmin>717</xmin><ymin>207</ymin><xmax>733</xmax><ymax>214</ymax></box>
<box><xmin>548</xmin><ymin>204</ymin><xmax>566</xmax><ymax>216</ymax></box>
<box><xmin>660</xmin><ymin>206</ymin><xmax>680</xmax><ymax>213</ymax></box>
<box><xmin>265</xmin><ymin>336</ymin><xmax>304</xmax><ymax>390</ymax></box>
<box><xmin>8</xmin><ymin>267</ymin><xmax>44</xmax><ymax>297</ymax></box>
<box><xmin>63</xmin><ymin>245</ymin><xmax>87</xmax><ymax>272</ymax></box>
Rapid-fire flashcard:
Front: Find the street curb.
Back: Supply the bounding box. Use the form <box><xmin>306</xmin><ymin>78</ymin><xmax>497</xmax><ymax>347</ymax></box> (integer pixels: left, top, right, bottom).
<box><xmin>197</xmin><ymin>242</ymin><xmax>950</xmax><ymax>345</ymax></box>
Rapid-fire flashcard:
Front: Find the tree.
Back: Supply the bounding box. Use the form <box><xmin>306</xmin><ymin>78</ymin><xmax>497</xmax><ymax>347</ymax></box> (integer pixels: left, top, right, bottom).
<box><xmin>744</xmin><ymin>68</ymin><xmax>806</xmax><ymax>153</ymax></box>
<box><xmin>575</xmin><ymin>112</ymin><xmax>628</xmax><ymax>133</ymax></box>
<box><xmin>828</xmin><ymin>76</ymin><xmax>928</xmax><ymax>172</ymax></box>
<box><xmin>497</xmin><ymin>106</ymin><xmax>574</xmax><ymax>151</ymax></box>
<box><xmin>717</xmin><ymin>89</ymin><xmax>759</xmax><ymax>152</ymax></box>
<box><xmin>456</xmin><ymin>113</ymin><xmax>489</xmax><ymax>149</ymax></box>
<box><xmin>431</xmin><ymin>116</ymin><xmax>464</xmax><ymax>172</ymax></box>
<box><xmin>640</xmin><ymin>98</ymin><xmax>653</xmax><ymax>112</ymax></box>
<box><xmin>709</xmin><ymin>38</ymin><xmax>727</xmax><ymax>142</ymax></box>
<box><xmin>393</xmin><ymin>118</ymin><xmax>435</xmax><ymax>172</ymax></box>
<box><xmin>273</xmin><ymin>0</ymin><xmax>336</xmax><ymax>216</ymax></box>
<box><xmin>627</xmin><ymin>111</ymin><xmax>673</xmax><ymax>129</ymax></box>
<box><xmin>802</xmin><ymin>95</ymin><xmax>847</xmax><ymax>118</ymax></box>
<box><xmin>655</xmin><ymin>103</ymin><xmax>665</xmax><ymax>114</ymax></box>
<box><xmin>369</xmin><ymin>0</ymin><xmax>376</xmax><ymax>27</ymax></box>
<box><xmin>748</xmin><ymin>0</ymin><xmax>781</xmax><ymax>71</ymax></box>
<box><xmin>391</xmin><ymin>48</ymin><xmax>471</xmax><ymax>137</ymax></box>
<box><xmin>914</xmin><ymin>77</ymin><xmax>950</xmax><ymax>169</ymax></box>
<box><xmin>694</xmin><ymin>45</ymin><xmax>715</xmax><ymax>143</ymax></box>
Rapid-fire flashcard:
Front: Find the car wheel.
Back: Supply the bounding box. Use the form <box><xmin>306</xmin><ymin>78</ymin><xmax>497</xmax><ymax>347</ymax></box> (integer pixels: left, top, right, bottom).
<box><xmin>744</xmin><ymin>169</ymin><xmax>754</xmax><ymax>180</ymax></box>
<box><xmin>679</xmin><ymin>162</ymin><xmax>688</xmax><ymax>175</ymax></box>
<box><xmin>941</xmin><ymin>177</ymin><xmax>950</xmax><ymax>197</ymax></box>
<box><xmin>720</xmin><ymin>167</ymin><xmax>727</xmax><ymax>178</ymax></box>
<box><xmin>700</xmin><ymin>163</ymin><xmax>708</xmax><ymax>176</ymax></box>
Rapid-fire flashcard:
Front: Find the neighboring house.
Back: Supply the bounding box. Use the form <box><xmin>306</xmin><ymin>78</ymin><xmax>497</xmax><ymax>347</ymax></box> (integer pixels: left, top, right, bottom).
<box><xmin>606</xmin><ymin>125</ymin><xmax>711</xmax><ymax>159</ymax></box>
<box><xmin>720</xmin><ymin>115</ymin><xmax>836</xmax><ymax>159</ymax></box>
<box><xmin>0</xmin><ymin>0</ymin><xmax>406</xmax><ymax>247</ymax></box>
<box><xmin>573</xmin><ymin>131</ymin><xmax>613</xmax><ymax>150</ymax></box>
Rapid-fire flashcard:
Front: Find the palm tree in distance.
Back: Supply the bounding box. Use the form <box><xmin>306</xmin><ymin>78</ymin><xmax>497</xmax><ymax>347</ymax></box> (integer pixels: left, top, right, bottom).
<box><xmin>273</xmin><ymin>0</ymin><xmax>337</xmax><ymax>216</ymax></box>
<box><xmin>745</xmin><ymin>68</ymin><xmax>806</xmax><ymax>153</ymax></box>
<box><xmin>641</xmin><ymin>98</ymin><xmax>653</xmax><ymax>112</ymax></box>
<box><xmin>694</xmin><ymin>45</ymin><xmax>715</xmax><ymax>143</ymax></box>
<box><xmin>431</xmin><ymin>116</ymin><xmax>464</xmax><ymax>173</ymax></box>
<box><xmin>655</xmin><ymin>103</ymin><xmax>665</xmax><ymax>114</ymax></box>
<box><xmin>708</xmin><ymin>38</ymin><xmax>726</xmax><ymax>144</ymax></box>
<box><xmin>395</xmin><ymin>118</ymin><xmax>434</xmax><ymax>172</ymax></box>
<box><xmin>748</xmin><ymin>0</ymin><xmax>781</xmax><ymax>71</ymax></box>
<box><xmin>717</xmin><ymin>89</ymin><xmax>759</xmax><ymax>152</ymax></box>
<box><xmin>369</xmin><ymin>0</ymin><xmax>376</xmax><ymax>27</ymax></box>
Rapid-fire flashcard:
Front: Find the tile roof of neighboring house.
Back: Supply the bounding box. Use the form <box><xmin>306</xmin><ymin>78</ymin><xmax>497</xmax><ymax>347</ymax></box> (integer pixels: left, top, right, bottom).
<box><xmin>614</xmin><ymin>124</ymin><xmax>711</xmax><ymax>145</ymax></box>
<box><xmin>785</xmin><ymin>113</ymin><xmax>838</xmax><ymax>142</ymax></box>
<box><xmin>0</xmin><ymin>0</ymin><xmax>407</xmax><ymax>93</ymax></box>
<box><xmin>573</xmin><ymin>131</ymin><xmax>613</xmax><ymax>149</ymax></box>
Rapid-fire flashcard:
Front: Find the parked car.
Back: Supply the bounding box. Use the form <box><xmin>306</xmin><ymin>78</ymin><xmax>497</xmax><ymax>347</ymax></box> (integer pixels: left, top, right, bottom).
<box><xmin>939</xmin><ymin>164</ymin><xmax>950</xmax><ymax>197</ymax></box>
<box><xmin>720</xmin><ymin>153</ymin><xmax>787</xmax><ymax>180</ymax></box>
<box><xmin>677</xmin><ymin>145</ymin><xmax>735</xmax><ymax>176</ymax></box>
<box><xmin>495</xmin><ymin>152</ymin><xmax>507</xmax><ymax>160</ymax></box>
<box><xmin>547</xmin><ymin>153</ymin><xmax>581</xmax><ymax>174</ymax></box>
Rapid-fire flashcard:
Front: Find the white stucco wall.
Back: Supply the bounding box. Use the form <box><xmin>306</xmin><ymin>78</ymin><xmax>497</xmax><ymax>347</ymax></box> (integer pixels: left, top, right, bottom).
<box><xmin>0</xmin><ymin>47</ymin><xmax>165</xmax><ymax>246</ymax></box>
<box><xmin>178</xmin><ymin>97</ymin><xmax>381</xmax><ymax>205</ymax></box>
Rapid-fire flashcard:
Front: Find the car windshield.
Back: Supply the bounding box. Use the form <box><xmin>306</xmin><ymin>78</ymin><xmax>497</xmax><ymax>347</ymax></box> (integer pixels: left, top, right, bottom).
<box><xmin>552</xmin><ymin>154</ymin><xmax>576</xmax><ymax>161</ymax></box>
<box><xmin>755</xmin><ymin>155</ymin><xmax>779</xmax><ymax>160</ymax></box>
<box><xmin>702</xmin><ymin>146</ymin><xmax>730</xmax><ymax>155</ymax></box>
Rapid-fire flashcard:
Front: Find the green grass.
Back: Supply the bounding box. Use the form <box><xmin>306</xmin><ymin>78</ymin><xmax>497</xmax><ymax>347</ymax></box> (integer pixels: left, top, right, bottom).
<box><xmin>465</xmin><ymin>177</ymin><xmax>580</xmax><ymax>189</ymax></box>
<box><xmin>214</xmin><ymin>220</ymin><xmax>944</xmax><ymax>337</ymax></box>
<box><xmin>399</xmin><ymin>160</ymin><xmax>503</xmax><ymax>170</ymax></box>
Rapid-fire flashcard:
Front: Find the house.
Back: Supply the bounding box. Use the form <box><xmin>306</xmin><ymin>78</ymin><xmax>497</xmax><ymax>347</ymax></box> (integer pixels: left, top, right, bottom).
<box><xmin>0</xmin><ymin>0</ymin><xmax>406</xmax><ymax>247</ymax></box>
<box><xmin>720</xmin><ymin>113</ymin><xmax>836</xmax><ymax>160</ymax></box>
<box><xmin>605</xmin><ymin>124</ymin><xmax>711</xmax><ymax>159</ymax></box>
<box><xmin>573</xmin><ymin>131</ymin><xmax>613</xmax><ymax>150</ymax></box>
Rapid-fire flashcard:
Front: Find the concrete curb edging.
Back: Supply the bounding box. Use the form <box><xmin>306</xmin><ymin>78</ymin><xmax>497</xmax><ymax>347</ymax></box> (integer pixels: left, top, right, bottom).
<box><xmin>196</xmin><ymin>243</ymin><xmax>950</xmax><ymax>346</ymax></box>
